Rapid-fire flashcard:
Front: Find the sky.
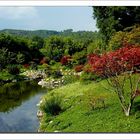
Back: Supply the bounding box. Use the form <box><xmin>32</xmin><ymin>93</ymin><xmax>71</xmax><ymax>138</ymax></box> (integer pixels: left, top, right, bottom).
<box><xmin>0</xmin><ymin>7</ymin><xmax>97</xmax><ymax>31</ymax></box>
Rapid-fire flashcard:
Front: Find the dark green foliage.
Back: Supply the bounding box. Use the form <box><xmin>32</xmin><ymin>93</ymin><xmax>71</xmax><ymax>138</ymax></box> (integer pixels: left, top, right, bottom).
<box><xmin>31</xmin><ymin>36</ymin><xmax>44</xmax><ymax>49</ymax></box>
<box><xmin>0</xmin><ymin>29</ymin><xmax>59</xmax><ymax>38</ymax></box>
<box><xmin>0</xmin><ymin>48</ymin><xmax>16</xmax><ymax>70</ymax></box>
<box><xmin>93</xmin><ymin>6</ymin><xmax>140</xmax><ymax>43</ymax></box>
<box><xmin>51</xmin><ymin>70</ymin><xmax>63</xmax><ymax>79</ymax></box>
<box><xmin>72</xmin><ymin>50</ymin><xmax>87</xmax><ymax>65</ymax></box>
<box><xmin>0</xmin><ymin>33</ymin><xmax>43</xmax><ymax>71</ymax></box>
<box><xmin>7</xmin><ymin>65</ymin><xmax>20</xmax><ymax>75</ymax></box>
<box><xmin>30</xmin><ymin>61</ymin><xmax>38</xmax><ymax>70</ymax></box>
<box><xmin>0</xmin><ymin>29</ymin><xmax>97</xmax><ymax>40</ymax></box>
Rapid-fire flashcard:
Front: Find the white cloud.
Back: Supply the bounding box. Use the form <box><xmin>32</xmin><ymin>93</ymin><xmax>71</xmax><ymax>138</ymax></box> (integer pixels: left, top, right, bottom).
<box><xmin>0</xmin><ymin>7</ymin><xmax>38</xmax><ymax>20</ymax></box>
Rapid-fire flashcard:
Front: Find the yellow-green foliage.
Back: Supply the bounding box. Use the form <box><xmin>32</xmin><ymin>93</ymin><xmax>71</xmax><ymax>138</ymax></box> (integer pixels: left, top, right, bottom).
<box><xmin>108</xmin><ymin>25</ymin><xmax>140</xmax><ymax>51</ymax></box>
<box><xmin>125</xmin><ymin>25</ymin><xmax>140</xmax><ymax>45</ymax></box>
<box><xmin>108</xmin><ymin>31</ymin><xmax>125</xmax><ymax>51</ymax></box>
<box><xmin>87</xmin><ymin>39</ymin><xmax>104</xmax><ymax>54</ymax></box>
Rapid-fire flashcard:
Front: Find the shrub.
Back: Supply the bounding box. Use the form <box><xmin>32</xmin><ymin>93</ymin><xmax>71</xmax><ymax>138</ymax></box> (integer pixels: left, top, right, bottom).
<box><xmin>108</xmin><ymin>25</ymin><xmax>140</xmax><ymax>51</ymax></box>
<box><xmin>63</xmin><ymin>75</ymin><xmax>79</xmax><ymax>85</ymax></box>
<box><xmin>29</xmin><ymin>61</ymin><xmax>38</xmax><ymax>70</ymax></box>
<box><xmin>7</xmin><ymin>65</ymin><xmax>20</xmax><ymax>75</ymax></box>
<box><xmin>83</xmin><ymin>64</ymin><xmax>93</xmax><ymax>73</ymax></box>
<box><xmin>80</xmin><ymin>72</ymin><xmax>101</xmax><ymax>83</ymax></box>
<box><xmin>40</xmin><ymin>94</ymin><xmax>63</xmax><ymax>116</ymax></box>
<box><xmin>88</xmin><ymin>44</ymin><xmax>140</xmax><ymax>77</ymax></box>
<box><xmin>60</xmin><ymin>56</ymin><xmax>71</xmax><ymax>65</ymax></box>
<box><xmin>72</xmin><ymin>50</ymin><xmax>87</xmax><ymax>65</ymax></box>
<box><xmin>40</xmin><ymin>57</ymin><xmax>49</xmax><ymax>65</ymax></box>
<box><xmin>87</xmin><ymin>39</ymin><xmax>105</xmax><ymax>54</ymax></box>
<box><xmin>49</xmin><ymin>60</ymin><xmax>56</xmax><ymax>65</ymax></box>
<box><xmin>86</xmin><ymin>94</ymin><xmax>106</xmax><ymax>110</ymax></box>
<box><xmin>23</xmin><ymin>64</ymin><xmax>30</xmax><ymax>69</ymax></box>
<box><xmin>52</xmin><ymin>70</ymin><xmax>62</xmax><ymax>79</ymax></box>
<box><xmin>74</xmin><ymin>65</ymin><xmax>84</xmax><ymax>72</ymax></box>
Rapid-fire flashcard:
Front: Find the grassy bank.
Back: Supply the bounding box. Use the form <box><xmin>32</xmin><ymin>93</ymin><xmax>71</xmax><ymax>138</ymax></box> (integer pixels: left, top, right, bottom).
<box><xmin>39</xmin><ymin>80</ymin><xmax>140</xmax><ymax>132</ymax></box>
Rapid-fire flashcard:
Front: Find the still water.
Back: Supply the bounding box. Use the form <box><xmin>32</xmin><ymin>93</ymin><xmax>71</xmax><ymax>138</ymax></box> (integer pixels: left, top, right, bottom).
<box><xmin>0</xmin><ymin>80</ymin><xmax>46</xmax><ymax>132</ymax></box>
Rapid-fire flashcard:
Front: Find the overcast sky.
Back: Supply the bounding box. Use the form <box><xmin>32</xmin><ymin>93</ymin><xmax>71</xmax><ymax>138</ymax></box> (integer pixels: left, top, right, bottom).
<box><xmin>0</xmin><ymin>6</ymin><xmax>97</xmax><ymax>31</ymax></box>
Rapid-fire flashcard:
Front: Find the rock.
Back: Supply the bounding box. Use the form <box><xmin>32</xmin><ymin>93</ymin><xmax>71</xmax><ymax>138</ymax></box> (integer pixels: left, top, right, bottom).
<box><xmin>37</xmin><ymin>110</ymin><xmax>43</xmax><ymax>118</ymax></box>
<box><xmin>54</xmin><ymin>81</ymin><xmax>59</xmax><ymax>84</ymax></box>
<box><xmin>36</xmin><ymin>103</ymin><xmax>40</xmax><ymax>107</ymax></box>
<box><xmin>49</xmin><ymin>120</ymin><xmax>53</xmax><ymax>124</ymax></box>
<box><xmin>38</xmin><ymin>128</ymin><xmax>42</xmax><ymax>132</ymax></box>
<box><xmin>54</xmin><ymin>130</ymin><xmax>60</xmax><ymax>132</ymax></box>
<box><xmin>12</xmin><ymin>79</ymin><xmax>17</xmax><ymax>82</ymax></box>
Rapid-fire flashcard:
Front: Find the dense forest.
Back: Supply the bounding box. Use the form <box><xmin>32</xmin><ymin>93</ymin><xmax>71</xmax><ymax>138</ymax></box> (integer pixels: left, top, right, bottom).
<box><xmin>0</xmin><ymin>29</ymin><xmax>100</xmax><ymax>76</ymax></box>
<box><xmin>0</xmin><ymin>29</ymin><xmax>96</xmax><ymax>39</ymax></box>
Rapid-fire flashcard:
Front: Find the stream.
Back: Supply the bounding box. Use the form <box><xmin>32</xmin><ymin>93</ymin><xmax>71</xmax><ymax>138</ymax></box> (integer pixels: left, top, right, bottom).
<box><xmin>0</xmin><ymin>80</ymin><xmax>46</xmax><ymax>132</ymax></box>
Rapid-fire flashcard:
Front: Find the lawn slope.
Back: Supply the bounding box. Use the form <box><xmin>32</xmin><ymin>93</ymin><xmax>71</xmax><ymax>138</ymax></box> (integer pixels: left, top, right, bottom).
<box><xmin>39</xmin><ymin>80</ymin><xmax>140</xmax><ymax>132</ymax></box>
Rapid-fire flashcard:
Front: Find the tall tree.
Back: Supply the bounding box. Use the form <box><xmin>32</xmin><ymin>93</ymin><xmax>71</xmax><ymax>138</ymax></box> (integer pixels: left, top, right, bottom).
<box><xmin>93</xmin><ymin>6</ymin><xmax>140</xmax><ymax>43</ymax></box>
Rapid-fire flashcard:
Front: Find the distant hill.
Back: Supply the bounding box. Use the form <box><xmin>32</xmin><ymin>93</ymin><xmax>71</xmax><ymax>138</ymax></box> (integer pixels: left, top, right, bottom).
<box><xmin>0</xmin><ymin>29</ymin><xmax>96</xmax><ymax>39</ymax></box>
<box><xmin>0</xmin><ymin>29</ymin><xmax>60</xmax><ymax>38</ymax></box>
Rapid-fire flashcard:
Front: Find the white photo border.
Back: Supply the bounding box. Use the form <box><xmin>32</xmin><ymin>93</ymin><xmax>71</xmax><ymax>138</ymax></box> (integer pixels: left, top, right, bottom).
<box><xmin>0</xmin><ymin>1</ymin><xmax>139</xmax><ymax>6</ymax></box>
<box><xmin>0</xmin><ymin>1</ymin><xmax>140</xmax><ymax>139</ymax></box>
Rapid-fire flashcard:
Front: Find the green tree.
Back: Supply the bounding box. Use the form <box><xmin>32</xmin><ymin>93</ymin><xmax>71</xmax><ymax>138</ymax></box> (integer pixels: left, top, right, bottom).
<box><xmin>0</xmin><ymin>48</ymin><xmax>16</xmax><ymax>70</ymax></box>
<box><xmin>93</xmin><ymin>6</ymin><xmax>140</xmax><ymax>43</ymax></box>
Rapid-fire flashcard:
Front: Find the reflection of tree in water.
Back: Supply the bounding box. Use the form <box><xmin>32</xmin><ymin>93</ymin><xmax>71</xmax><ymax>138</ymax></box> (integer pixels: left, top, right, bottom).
<box><xmin>0</xmin><ymin>80</ymin><xmax>46</xmax><ymax>113</ymax></box>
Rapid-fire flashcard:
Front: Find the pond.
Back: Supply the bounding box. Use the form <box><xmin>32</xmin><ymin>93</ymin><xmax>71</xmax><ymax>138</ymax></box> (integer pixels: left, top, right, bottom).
<box><xmin>0</xmin><ymin>80</ymin><xmax>46</xmax><ymax>132</ymax></box>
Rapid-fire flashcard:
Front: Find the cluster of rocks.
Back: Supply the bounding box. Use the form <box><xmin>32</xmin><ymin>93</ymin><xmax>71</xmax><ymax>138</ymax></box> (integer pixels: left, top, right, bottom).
<box><xmin>22</xmin><ymin>70</ymin><xmax>47</xmax><ymax>80</ymax></box>
<box><xmin>38</xmin><ymin>78</ymin><xmax>64</xmax><ymax>89</ymax></box>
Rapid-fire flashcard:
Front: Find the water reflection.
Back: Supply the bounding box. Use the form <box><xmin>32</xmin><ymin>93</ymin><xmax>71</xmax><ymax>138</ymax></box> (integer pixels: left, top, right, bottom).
<box><xmin>0</xmin><ymin>80</ymin><xmax>46</xmax><ymax>132</ymax></box>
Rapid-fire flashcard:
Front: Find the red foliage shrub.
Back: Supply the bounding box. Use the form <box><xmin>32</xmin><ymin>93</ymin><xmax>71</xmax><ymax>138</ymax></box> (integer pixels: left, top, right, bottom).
<box><xmin>83</xmin><ymin>64</ymin><xmax>93</xmax><ymax>73</ymax></box>
<box><xmin>23</xmin><ymin>64</ymin><xmax>30</xmax><ymax>69</ymax></box>
<box><xmin>40</xmin><ymin>57</ymin><xmax>48</xmax><ymax>65</ymax></box>
<box><xmin>88</xmin><ymin>44</ymin><xmax>140</xmax><ymax>77</ymax></box>
<box><xmin>60</xmin><ymin>56</ymin><xmax>71</xmax><ymax>65</ymax></box>
<box><xmin>74</xmin><ymin>65</ymin><xmax>84</xmax><ymax>72</ymax></box>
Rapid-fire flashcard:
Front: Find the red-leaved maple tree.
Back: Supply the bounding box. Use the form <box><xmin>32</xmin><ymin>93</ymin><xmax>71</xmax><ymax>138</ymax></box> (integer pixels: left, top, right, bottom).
<box><xmin>88</xmin><ymin>44</ymin><xmax>140</xmax><ymax>116</ymax></box>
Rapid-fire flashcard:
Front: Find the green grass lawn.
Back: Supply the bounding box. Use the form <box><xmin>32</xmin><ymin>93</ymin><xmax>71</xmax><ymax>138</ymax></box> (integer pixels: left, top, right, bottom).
<box><xmin>39</xmin><ymin>79</ymin><xmax>140</xmax><ymax>132</ymax></box>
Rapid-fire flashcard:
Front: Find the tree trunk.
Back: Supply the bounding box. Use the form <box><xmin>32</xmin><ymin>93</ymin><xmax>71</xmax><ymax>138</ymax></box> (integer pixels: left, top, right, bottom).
<box><xmin>123</xmin><ymin>102</ymin><xmax>132</xmax><ymax>116</ymax></box>
<box><xmin>124</xmin><ymin>109</ymin><xmax>130</xmax><ymax>116</ymax></box>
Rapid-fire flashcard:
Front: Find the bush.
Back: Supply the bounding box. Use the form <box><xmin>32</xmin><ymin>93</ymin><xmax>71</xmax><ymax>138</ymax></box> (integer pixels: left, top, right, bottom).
<box><xmin>108</xmin><ymin>25</ymin><xmax>140</xmax><ymax>51</ymax></box>
<box><xmin>23</xmin><ymin>64</ymin><xmax>30</xmax><ymax>69</ymax></box>
<box><xmin>60</xmin><ymin>55</ymin><xmax>71</xmax><ymax>65</ymax></box>
<box><xmin>63</xmin><ymin>75</ymin><xmax>79</xmax><ymax>85</ymax></box>
<box><xmin>80</xmin><ymin>72</ymin><xmax>101</xmax><ymax>83</ymax></box>
<box><xmin>88</xmin><ymin>44</ymin><xmax>140</xmax><ymax>77</ymax></box>
<box><xmin>86</xmin><ymin>93</ymin><xmax>106</xmax><ymax>110</ymax></box>
<box><xmin>29</xmin><ymin>61</ymin><xmax>38</xmax><ymax>70</ymax></box>
<box><xmin>7</xmin><ymin>65</ymin><xmax>20</xmax><ymax>75</ymax></box>
<box><xmin>40</xmin><ymin>93</ymin><xmax>63</xmax><ymax>116</ymax></box>
<box><xmin>83</xmin><ymin>64</ymin><xmax>93</xmax><ymax>73</ymax></box>
<box><xmin>40</xmin><ymin>57</ymin><xmax>49</xmax><ymax>65</ymax></box>
<box><xmin>108</xmin><ymin>31</ymin><xmax>125</xmax><ymax>51</ymax></box>
<box><xmin>74</xmin><ymin>65</ymin><xmax>84</xmax><ymax>72</ymax></box>
<box><xmin>52</xmin><ymin>70</ymin><xmax>63</xmax><ymax>79</ymax></box>
<box><xmin>87</xmin><ymin>39</ymin><xmax>104</xmax><ymax>54</ymax></box>
<box><xmin>49</xmin><ymin>60</ymin><xmax>56</xmax><ymax>65</ymax></box>
<box><xmin>72</xmin><ymin>50</ymin><xmax>87</xmax><ymax>65</ymax></box>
